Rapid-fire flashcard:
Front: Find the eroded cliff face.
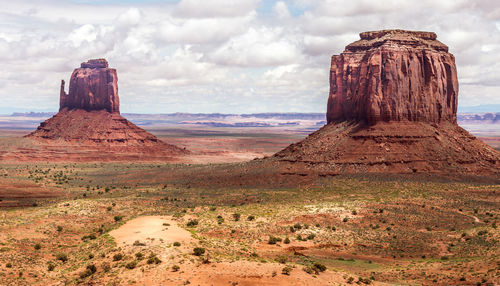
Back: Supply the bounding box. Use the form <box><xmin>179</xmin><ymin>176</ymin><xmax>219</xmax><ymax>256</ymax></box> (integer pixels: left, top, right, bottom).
<box><xmin>60</xmin><ymin>59</ymin><xmax>120</xmax><ymax>114</ymax></box>
<box><xmin>327</xmin><ymin>30</ymin><xmax>458</xmax><ymax>125</ymax></box>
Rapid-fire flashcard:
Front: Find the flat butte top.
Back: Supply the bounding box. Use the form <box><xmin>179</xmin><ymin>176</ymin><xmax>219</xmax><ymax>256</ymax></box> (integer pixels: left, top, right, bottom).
<box><xmin>344</xmin><ymin>29</ymin><xmax>449</xmax><ymax>53</ymax></box>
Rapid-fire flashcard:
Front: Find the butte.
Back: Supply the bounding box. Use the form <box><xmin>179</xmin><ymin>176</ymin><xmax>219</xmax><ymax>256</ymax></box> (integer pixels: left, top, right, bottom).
<box><xmin>25</xmin><ymin>59</ymin><xmax>187</xmax><ymax>161</ymax></box>
<box><xmin>273</xmin><ymin>30</ymin><xmax>499</xmax><ymax>175</ymax></box>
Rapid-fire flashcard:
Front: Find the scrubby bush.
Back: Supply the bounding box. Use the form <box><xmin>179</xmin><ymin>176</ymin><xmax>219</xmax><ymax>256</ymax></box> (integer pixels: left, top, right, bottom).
<box><xmin>56</xmin><ymin>253</ymin><xmax>68</xmax><ymax>263</ymax></box>
<box><xmin>47</xmin><ymin>262</ymin><xmax>55</xmax><ymax>271</ymax></box>
<box><xmin>284</xmin><ymin>237</ymin><xmax>290</xmax><ymax>244</ymax></box>
<box><xmin>172</xmin><ymin>265</ymin><xmax>180</xmax><ymax>272</ymax></box>
<box><xmin>186</xmin><ymin>219</ymin><xmax>199</xmax><ymax>227</ymax></box>
<box><xmin>125</xmin><ymin>260</ymin><xmax>137</xmax><ymax>269</ymax></box>
<box><xmin>232</xmin><ymin>213</ymin><xmax>241</xmax><ymax>221</ymax></box>
<box><xmin>114</xmin><ymin>216</ymin><xmax>123</xmax><ymax>222</ymax></box>
<box><xmin>268</xmin><ymin>236</ymin><xmax>282</xmax><ymax>245</ymax></box>
<box><xmin>282</xmin><ymin>266</ymin><xmax>293</xmax><ymax>275</ymax></box>
<box><xmin>147</xmin><ymin>253</ymin><xmax>161</xmax><ymax>264</ymax></box>
<box><xmin>173</xmin><ymin>242</ymin><xmax>181</xmax><ymax>247</ymax></box>
<box><xmin>193</xmin><ymin>247</ymin><xmax>205</xmax><ymax>256</ymax></box>
<box><xmin>34</xmin><ymin>243</ymin><xmax>41</xmax><ymax>250</ymax></box>
<box><xmin>113</xmin><ymin>253</ymin><xmax>123</xmax><ymax>261</ymax></box>
<box><xmin>247</xmin><ymin>215</ymin><xmax>255</xmax><ymax>221</ymax></box>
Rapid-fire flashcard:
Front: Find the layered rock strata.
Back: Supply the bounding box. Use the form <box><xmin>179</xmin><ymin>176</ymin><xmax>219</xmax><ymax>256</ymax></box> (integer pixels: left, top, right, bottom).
<box><xmin>60</xmin><ymin>59</ymin><xmax>119</xmax><ymax>113</ymax></box>
<box><xmin>327</xmin><ymin>30</ymin><xmax>458</xmax><ymax>125</ymax></box>
<box><xmin>26</xmin><ymin>59</ymin><xmax>187</xmax><ymax>160</ymax></box>
<box><xmin>273</xmin><ymin>30</ymin><xmax>499</xmax><ymax>175</ymax></box>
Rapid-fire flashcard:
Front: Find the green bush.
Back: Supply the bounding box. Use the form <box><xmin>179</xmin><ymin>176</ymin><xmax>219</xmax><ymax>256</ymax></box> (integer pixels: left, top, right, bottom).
<box><xmin>186</xmin><ymin>219</ymin><xmax>199</xmax><ymax>227</ymax></box>
<box><xmin>47</xmin><ymin>262</ymin><xmax>55</xmax><ymax>271</ymax></box>
<box><xmin>125</xmin><ymin>260</ymin><xmax>137</xmax><ymax>269</ymax></box>
<box><xmin>34</xmin><ymin>243</ymin><xmax>41</xmax><ymax>250</ymax></box>
<box><xmin>284</xmin><ymin>237</ymin><xmax>290</xmax><ymax>244</ymax></box>
<box><xmin>114</xmin><ymin>216</ymin><xmax>123</xmax><ymax>222</ymax></box>
<box><xmin>268</xmin><ymin>236</ymin><xmax>282</xmax><ymax>245</ymax></box>
<box><xmin>172</xmin><ymin>265</ymin><xmax>180</xmax><ymax>272</ymax></box>
<box><xmin>282</xmin><ymin>266</ymin><xmax>293</xmax><ymax>275</ymax></box>
<box><xmin>232</xmin><ymin>213</ymin><xmax>241</xmax><ymax>221</ymax></box>
<box><xmin>56</xmin><ymin>253</ymin><xmax>68</xmax><ymax>263</ymax></box>
<box><xmin>113</xmin><ymin>253</ymin><xmax>123</xmax><ymax>261</ymax></box>
<box><xmin>193</xmin><ymin>247</ymin><xmax>205</xmax><ymax>256</ymax></box>
<box><xmin>247</xmin><ymin>215</ymin><xmax>255</xmax><ymax>221</ymax></box>
<box><xmin>173</xmin><ymin>242</ymin><xmax>181</xmax><ymax>247</ymax></box>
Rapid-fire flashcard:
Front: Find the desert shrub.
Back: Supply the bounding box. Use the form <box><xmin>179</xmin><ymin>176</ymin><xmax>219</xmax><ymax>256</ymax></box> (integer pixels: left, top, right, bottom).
<box><xmin>331</xmin><ymin>226</ymin><xmax>336</xmax><ymax>231</ymax></box>
<box><xmin>107</xmin><ymin>206</ymin><xmax>112</xmax><ymax>211</ymax></box>
<box><xmin>81</xmin><ymin>234</ymin><xmax>97</xmax><ymax>241</ymax></box>
<box><xmin>125</xmin><ymin>261</ymin><xmax>137</xmax><ymax>269</ymax></box>
<box><xmin>56</xmin><ymin>253</ymin><xmax>68</xmax><ymax>263</ymax></box>
<box><xmin>209</xmin><ymin>206</ymin><xmax>217</xmax><ymax>211</ymax></box>
<box><xmin>114</xmin><ymin>216</ymin><xmax>123</xmax><ymax>222</ymax></box>
<box><xmin>217</xmin><ymin>215</ymin><xmax>224</xmax><ymax>224</ymax></box>
<box><xmin>276</xmin><ymin>256</ymin><xmax>287</xmax><ymax>264</ymax></box>
<box><xmin>57</xmin><ymin>226</ymin><xmax>63</xmax><ymax>232</ymax></box>
<box><xmin>172</xmin><ymin>265</ymin><xmax>180</xmax><ymax>272</ymax></box>
<box><xmin>289</xmin><ymin>226</ymin><xmax>296</xmax><ymax>233</ymax></box>
<box><xmin>284</xmin><ymin>237</ymin><xmax>290</xmax><ymax>244</ymax></box>
<box><xmin>135</xmin><ymin>252</ymin><xmax>143</xmax><ymax>260</ymax></box>
<box><xmin>186</xmin><ymin>219</ymin><xmax>199</xmax><ymax>227</ymax></box>
<box><xmin>307</xmin><ymin>234</ymin><xmax>316</xmax><ymax>240</ymax></box>
<box><xmin>6</xmin><ymin>263</ymin><xmax>12</xmax><ymax>268</ymax></box>
<box><xmin>352</xmin><ymin>210</ymin><xmax>357</xmax><ymax>215</ymax></box>
<box><xmin>133</xmin><ymin>240</ymin><xmax>146</xmax><ymax>246</ymax></box>
<box><xmin>79</xmin><ymin>264</ymin><xmax>96</xmax><ymax>278</ymax></box>
<box><xmin>47</xmin><ymin>262</ymin><xmax>55</xmax><ymax>271</ymax></box>
<box><xmin>147</xmin><ymin>253</ymin><xmax>161</xmax><ymax>264</ymax></box>
<box><xmin>193</xmin><ymin>247</ymin><xmax>205</xmax><ymax>256</ymax></box>
<box><xmin>304</xmin><ymin>224</ymin><xmax>309</xmax><ymax>229</ymax></box>
<box><xmin>173</xmin><ymin>242</ymin><xmax>181</xmax><ymax>247</ymax></box>
<box><xmin>162</xmin><ymin>223</ymin><xmax>170</xmax><ymax>226</ymax></box>
<box><xmin>88</xmin><ymin>253</ymin><xmax>94</xmax><ymax>259</ymax></box>
<box><xmin>343</xmin><ymin>218</ymin><xmax>348</xmax><ymax>223</ymax></box>
<box><xmin>247</xmin><ymin>215</ymin><xmax>255</xmax><ymax>221</ymax></box>
<box><xmin>34</xmin><ymin>243</ymin><xmax>41</xmax><ymax>250</ymax></box>
<box><xmin>313</xmin><ymin>262</ymin><xmax>326</xmax><ymax>272</ymax></box>
<box><xmin>113</xmin><ymin>253</ymin><xmax>123</xmax><ymax>261</ymax></box>
<box><xmin>268</xmin><ymin>236</ymin><xmax>282</xmax><ymax>245</ymax></box>
<box><xmin>282</xmin><ymin>266</ymin><xmax>293</xmax><ymax>275</ymax></box>
<box><xmin>232</xmin><ymin>213</ymin><xmax>241</xmax><ymax>221</ymax></box>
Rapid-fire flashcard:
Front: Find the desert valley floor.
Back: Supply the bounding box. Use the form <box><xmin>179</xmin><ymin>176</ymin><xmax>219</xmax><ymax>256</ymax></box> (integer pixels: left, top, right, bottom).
<box><xmin>0</xmin><ymin>122</ymin><xmax>499</xmax><ymax>286</ymax></box>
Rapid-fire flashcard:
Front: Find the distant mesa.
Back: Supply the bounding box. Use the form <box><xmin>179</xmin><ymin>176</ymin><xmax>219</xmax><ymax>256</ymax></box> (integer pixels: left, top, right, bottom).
<box><xmin>274</xmin><ymin>30</ymin><xmax>499</xmax><ymax>174</ymax></box>
<box><xmin>26</xmin><ymin>59</ymin><xmax>187</xmax><ymax>160</ymax></box>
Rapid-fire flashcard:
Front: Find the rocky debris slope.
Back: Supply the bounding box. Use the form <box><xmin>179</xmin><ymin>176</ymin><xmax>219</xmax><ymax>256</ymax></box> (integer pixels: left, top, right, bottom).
<box><xmin>327</xmin><ymin>30</ymin><xmax>458</xmax><ymax>125</ymax></box>
<box><xmin>25</xmin><ymin>59</ymin><xmax>187</xmax><ymax>160</ymax></box>
<box><xmin>273</xmin><ymin>30</ymin><xmax>499</xmax><ymax>175</ymax></box>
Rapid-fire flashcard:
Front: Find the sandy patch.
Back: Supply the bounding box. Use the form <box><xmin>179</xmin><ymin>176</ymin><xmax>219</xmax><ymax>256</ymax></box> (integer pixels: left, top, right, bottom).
<box><xmin>110</xmin><ymin>216</ymin><xmax>194</xmax><ymax>247</ymax></box>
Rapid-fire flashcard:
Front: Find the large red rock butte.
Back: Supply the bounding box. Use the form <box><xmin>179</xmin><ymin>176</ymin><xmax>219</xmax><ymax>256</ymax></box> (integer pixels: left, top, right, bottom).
<box><xmin>60</xmin><ymin>59</ymin><xmax>120</xmax><ymax>114</ymax></box>
<box><xmin>273</xmin><ymin>30</ymin><xmax>499</xmax><ymax>175</ymax></box>
<box><xmin>327</xmin><ymin>30</ymin><xmax>458</xmax><ymax>125</ymax></box>
<box><xmin>25</xmin><ymin>59</ymin><xmax>187</xmax><ymax>161</ymax></box>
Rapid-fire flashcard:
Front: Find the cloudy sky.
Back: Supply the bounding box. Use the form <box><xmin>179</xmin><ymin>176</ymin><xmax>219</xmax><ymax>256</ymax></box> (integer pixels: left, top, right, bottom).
<box><xmin>0</xmin><ymin>0</ymin><xmax>499</xmax><ymax>114</ymax></box>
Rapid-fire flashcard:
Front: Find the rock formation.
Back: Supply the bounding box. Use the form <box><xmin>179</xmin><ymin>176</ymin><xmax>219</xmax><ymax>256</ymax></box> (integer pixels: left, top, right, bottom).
<box><xmin>26</xmin><ymin>59</ymin><xmax>187</xmax><ymax>161</ymax></box>
<box><xmin>274</xmin><ymin>30</ymin><xmax>499</xmax><ymax>175</ymax></box>
<box><xmin>60</xmin><ymin>59</ymin><xmax>119</xmax><ymax>113</ymax></box>
<box><xmin>327</xmin><ymin>30</ymin><xmax>458</xmax><ymax>125</ymax></box>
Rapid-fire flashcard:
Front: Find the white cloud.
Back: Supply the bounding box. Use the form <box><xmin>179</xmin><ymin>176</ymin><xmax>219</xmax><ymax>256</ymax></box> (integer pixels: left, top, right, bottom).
<box><xmin>0</xmin><ymin>0</ymin><xmax>499</xmax><ymax>114</ymax></box>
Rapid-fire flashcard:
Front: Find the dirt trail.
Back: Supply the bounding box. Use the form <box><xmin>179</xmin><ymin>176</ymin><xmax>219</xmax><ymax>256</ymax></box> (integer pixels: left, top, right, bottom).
<box><xmin>110</xmin><ymin>216</ymin><xmax>194</xmax><ymax>246</ymax></box>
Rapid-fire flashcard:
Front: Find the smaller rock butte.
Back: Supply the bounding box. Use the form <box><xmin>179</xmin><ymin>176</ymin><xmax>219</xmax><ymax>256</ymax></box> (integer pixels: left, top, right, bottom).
<box><xmin>327</xmin><ymin>29</ymin><xmax>458</xmax><ymax>125</ymax></box>
<box><xmin>26</xmin><ymin>59</ymin><xmax>187</xmax><ymax>161</ymax></box>
<box><xmin>60</xmin><ymin>59</ymin><xmax>119</xmax><ymax>114</ymax></box>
